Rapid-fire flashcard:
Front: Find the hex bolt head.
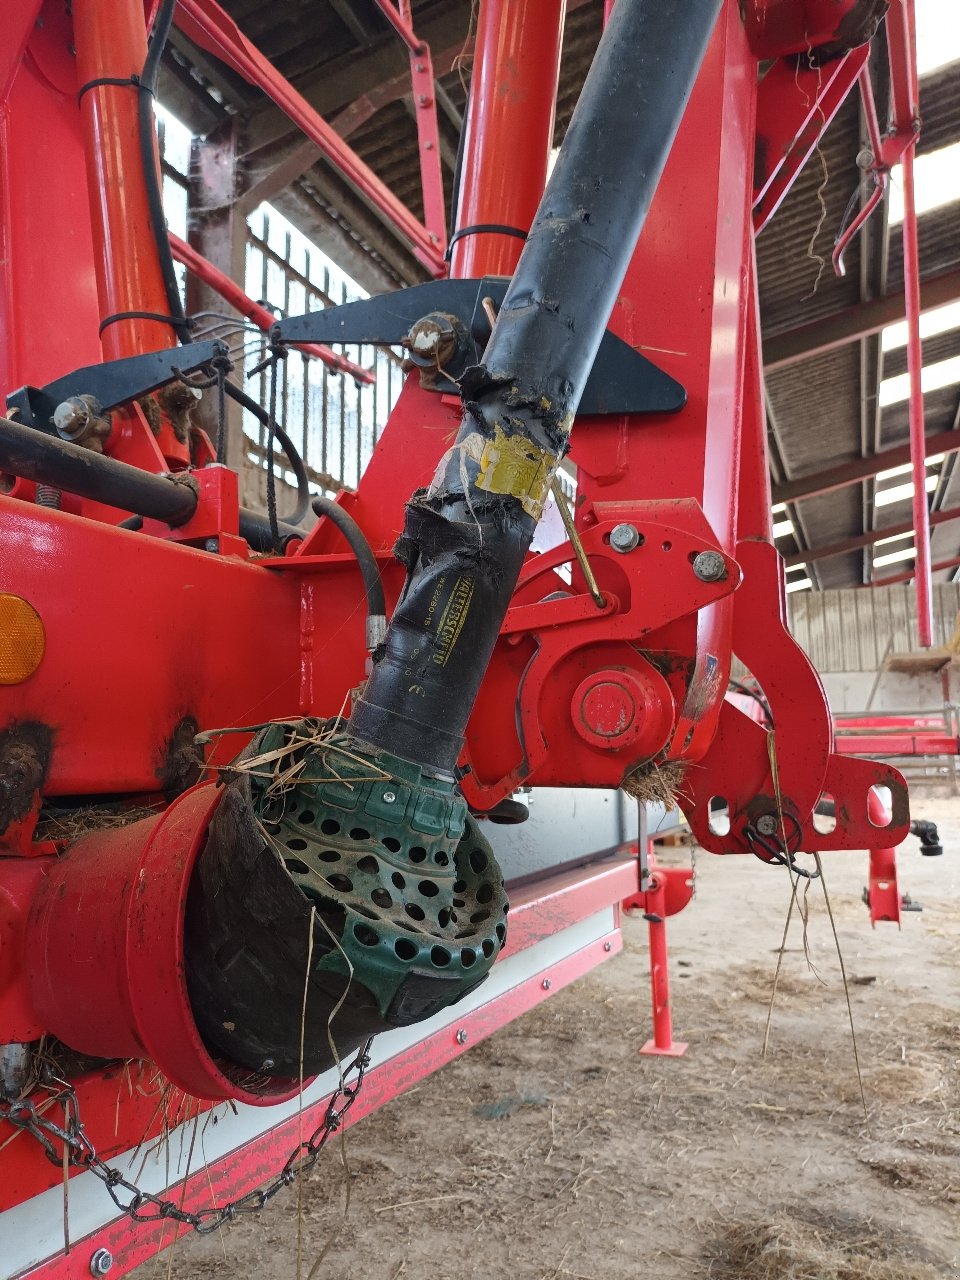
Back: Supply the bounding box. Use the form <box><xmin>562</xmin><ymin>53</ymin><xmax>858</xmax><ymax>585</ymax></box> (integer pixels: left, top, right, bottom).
<box><xmin>692</xmin><ymin>550</ymin><xmax>727</xmax><ymax>583</ymax></box>
<box><xmin>610</xmin><ymin>523</ymin><xmax>641</xmax><ymax>554</ymax></box>
<box><xmin>455</xmin><ymin>1028</ymin><xmax>468</xmax><ymax>1045</ymax></box>
<box><xmin>755</xmin><ymin>813</ymin><xmax>779</xmax><ymax>837</ymax></box>
<box><xmin>603</xmin><ymin>941</ymin><xmax>612</xmax><ymax>953</ymax></box>
<box><xmin>541</xmin><ymin>978</ymin><xmax>551</xmax><ymax>990</ymax></box>
<box><xmin>90</xmin><ymin>1249</ymin><xmax>113</xmax><ymax>1277</ymax></box>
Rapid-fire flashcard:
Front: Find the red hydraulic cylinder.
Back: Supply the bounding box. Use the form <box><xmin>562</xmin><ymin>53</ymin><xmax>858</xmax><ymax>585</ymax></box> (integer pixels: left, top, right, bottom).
<box><xmin>72</xmin><ymin>0</ymin><xmax>175</xmax><ymax>364</ymax></box>
<box><xmin>448</xmin><ymin>0</ymin><xmax>565</xmax><ymax>280</ymax></box>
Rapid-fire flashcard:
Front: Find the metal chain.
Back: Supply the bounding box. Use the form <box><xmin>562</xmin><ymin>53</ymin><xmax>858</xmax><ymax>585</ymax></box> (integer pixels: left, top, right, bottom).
<box><xmin>0</xmin><ymin>1040</ymin><xmax>373</xmax><ymax>1236</ymax></box>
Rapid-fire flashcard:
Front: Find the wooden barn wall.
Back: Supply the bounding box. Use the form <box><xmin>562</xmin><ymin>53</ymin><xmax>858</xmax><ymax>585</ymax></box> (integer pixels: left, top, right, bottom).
<box><xmin>786</xmin><ymin>585</ymin><xmax>960</xmax><ymax>673</ymax></box>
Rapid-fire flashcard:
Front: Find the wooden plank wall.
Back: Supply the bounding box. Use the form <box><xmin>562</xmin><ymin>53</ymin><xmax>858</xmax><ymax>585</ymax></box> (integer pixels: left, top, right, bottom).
<box><xmin>787</xmin><ymin>584</ymin><xmax>960</xmax><ymax>673</ymax></box>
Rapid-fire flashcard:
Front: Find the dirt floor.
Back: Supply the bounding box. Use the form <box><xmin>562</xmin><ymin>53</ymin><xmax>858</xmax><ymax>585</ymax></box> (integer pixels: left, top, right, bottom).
<box><xmin>157</xmin><ymin>788</ymin><xmax>960</xmax><ymax>1280</ymax></box>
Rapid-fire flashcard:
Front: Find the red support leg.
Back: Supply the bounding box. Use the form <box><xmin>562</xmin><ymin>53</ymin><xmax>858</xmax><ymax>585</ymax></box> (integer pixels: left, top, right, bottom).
<box><xmin>624</xmin><ymin>848</ymin><xmax>694</xmax><ymax>1057</ymax></box>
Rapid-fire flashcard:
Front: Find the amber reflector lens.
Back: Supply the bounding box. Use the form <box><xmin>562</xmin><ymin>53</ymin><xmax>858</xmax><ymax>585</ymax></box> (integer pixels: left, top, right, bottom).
<box><xmin>0</xmin><ymin>594</ymin><xmax>45</xmax><ymax>684</ymax></box>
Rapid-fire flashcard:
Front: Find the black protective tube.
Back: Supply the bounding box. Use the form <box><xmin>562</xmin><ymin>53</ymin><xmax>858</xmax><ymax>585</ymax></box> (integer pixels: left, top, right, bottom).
<box><xmin>350</xmin><ymin>0</ymin><xmax>722</xmax><ymax>772</ymax></box>
<box><xmin>311</xmin><ymin>496</ymin><xmax>386</xmax><ymax>618</ymax></box>
<box><xmin>239</xmin><ymin>509</ymin><xmax>303</xmax><ymax>552</ymax></box>
<box><xmin>0</xmin><ymin>415</ymin><xmax>197</xmax><ymax>524</ymax></box>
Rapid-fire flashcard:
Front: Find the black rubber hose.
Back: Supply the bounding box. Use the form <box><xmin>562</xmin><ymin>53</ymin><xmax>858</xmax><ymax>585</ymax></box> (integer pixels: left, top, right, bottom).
<box><xmin>311</xmin><ymin>495</ymin><xmax>385</xmax><ymax>619</ymax></box>
<box><xmin>223</xmin><ymin>381</ymin><xmax>310</xmax><ymax>526</ymax></box>
<box><xmin>139</xmin><ymin>0</ymin><xmax>192</xmax><ymax>344</ymax></box>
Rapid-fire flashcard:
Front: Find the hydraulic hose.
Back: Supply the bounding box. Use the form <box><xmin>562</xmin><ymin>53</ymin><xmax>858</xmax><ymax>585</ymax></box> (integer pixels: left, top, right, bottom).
<box><xmin>139</xmin><ymin>0</ymin><xmax>192</xmax><ymax>344</ymax></box>
<box><xmin>312</xmin><ymin>495</ymin><xmax>386</xmax><ymax>650</ymax></box>
<box><xmin>223</xmin><ymin>382</ymin><xmax>310</xmax><ymax>526</ymax></box>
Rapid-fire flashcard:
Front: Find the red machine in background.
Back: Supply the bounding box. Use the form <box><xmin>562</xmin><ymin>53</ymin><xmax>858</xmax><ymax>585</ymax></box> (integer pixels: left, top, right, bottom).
<box><xmin>0</xmin><ymin>0</ymin><xmax>927</xmax><ymax>1274</ymax></box>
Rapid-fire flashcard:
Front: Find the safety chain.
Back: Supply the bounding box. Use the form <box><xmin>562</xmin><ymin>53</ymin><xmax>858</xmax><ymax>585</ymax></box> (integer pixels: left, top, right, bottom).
<box><xmin>0</xmin><ymin>1040</ymin><xmax>373</xmax><ymax>1235</ymax></box>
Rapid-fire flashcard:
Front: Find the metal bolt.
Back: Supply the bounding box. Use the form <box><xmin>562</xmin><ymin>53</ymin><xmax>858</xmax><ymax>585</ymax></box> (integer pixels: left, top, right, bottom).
<box><xmin>756</xmin><ymin>813</ymin><xmax>778</xmax><ymax>837</ymax></box>
<box><xmin>603</xmin><ymin>941</ymin><xmax>612</xmax><ymax>953</ymax></box>
<box><xmin>261</xmin><ymin>1058</ymin><xmax>275</xmax><ymax>1071</ymax></box>
<box><xmin>692</xmin><ymin>550</ymin><xmax>727</xmax><ymax>583</ymax></box>
<box><xmin>455</xmin><ymin>1028</ymin><xmax>467</xmax><ymax>1045</ymax></box>
<box><xmin>541</xmin><ymin>978</ymin><xmax>551</xmax><ymax>990</ymax></box>
<box><xmin>424</xmin><ymin>141</ymin><xmax>433</xmax><ymax>150</ymax></box>
<box><xmin>610</xmin><ymin>523</ymin><xmax>641</xmax><ymax>554</ymax></box>
<box><xmin>204</xmin><ymin>537</ymin><xmax>219</xmax><ymax>553</ymax></box>
<box><xmin>89</xmin><ymin>1250</ymin><xmax>113</xmax><ymax>1277</ymax></box>
<box><xmin>383</xmin><ymin>790</ymin><xmax>396</xmax><ymax>803</ymax></box>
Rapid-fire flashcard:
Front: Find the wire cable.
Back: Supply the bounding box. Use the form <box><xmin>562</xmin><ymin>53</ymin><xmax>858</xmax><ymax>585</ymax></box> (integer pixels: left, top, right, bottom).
<box><xmin>222</xmin><ymin>381</ymin><xmax>309</xmax><ymax>526</ymax></box>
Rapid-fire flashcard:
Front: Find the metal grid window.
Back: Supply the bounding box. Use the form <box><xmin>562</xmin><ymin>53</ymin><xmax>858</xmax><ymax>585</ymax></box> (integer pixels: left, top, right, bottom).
<box><xmin>158</xmin><ymin>105</ymin><xmax>404</xmax><ymax>501</ymax></box>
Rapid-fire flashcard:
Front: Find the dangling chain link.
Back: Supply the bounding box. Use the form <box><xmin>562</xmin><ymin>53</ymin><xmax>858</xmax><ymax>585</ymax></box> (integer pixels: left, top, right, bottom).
<box><xmin>0</xmin><ymin>1040</ymin><xmax>373</xmax><ymax>1235</ymax></box>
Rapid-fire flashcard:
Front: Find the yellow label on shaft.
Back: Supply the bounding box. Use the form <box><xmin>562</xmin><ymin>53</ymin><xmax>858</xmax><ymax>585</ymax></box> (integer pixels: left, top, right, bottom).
<box><xmin>431</xmin><ymin>575</ymin><xmax>475</xmax><ymax>667</ymax></box>
<box><xmin>474</xmin><ymin>425</ymin><xmax>558</xmax><ymax>519</ymax></box>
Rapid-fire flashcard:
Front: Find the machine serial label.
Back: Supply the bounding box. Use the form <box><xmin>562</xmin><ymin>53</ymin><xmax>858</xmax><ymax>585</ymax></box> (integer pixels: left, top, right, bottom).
<box><xmin>431</xmin><ymin>575</ymin><xmax>474</xmax><ymax>666</ymax></box>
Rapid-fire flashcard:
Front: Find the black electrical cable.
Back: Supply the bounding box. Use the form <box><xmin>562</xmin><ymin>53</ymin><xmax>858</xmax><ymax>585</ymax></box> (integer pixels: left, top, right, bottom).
<box><xmin>139</xmin><ymin>0</ymin><xmax>192</xmax><ymax>344</ymax></box>
<box><xmin>447</xmin><ymin>96</ymin><xmax>469</xmax><ymax>247</ymax></box>
<box><xmin>222</xmin><ymin>381</ymin><xmax>310</xmax><ymax>527</ymax></box>
<box><xmin>311</xmin><ymin>495</ymin><xmax>386</xmax><ymax>620</ymax></box>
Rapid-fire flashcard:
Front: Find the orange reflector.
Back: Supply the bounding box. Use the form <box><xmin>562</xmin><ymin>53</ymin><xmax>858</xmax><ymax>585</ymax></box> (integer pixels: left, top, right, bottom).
<box><xmin>0</xmin><ymin>594</ymin><xmax>45</xmax><ymax>684</ymax></box>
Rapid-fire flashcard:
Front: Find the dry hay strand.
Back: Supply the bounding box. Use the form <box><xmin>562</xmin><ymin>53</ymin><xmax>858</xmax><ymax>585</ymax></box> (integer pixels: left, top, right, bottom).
<box><xmin>34</xmin><ymin>802</ymin><xmax>161</xmax><ymax>844</ymax></box>
<box><xmin>622</xmin><ymin>758</ymin><xmax>688</xmax><ymax>809</ymax></box>
<box><xmin>707</xmin><ymin>1212</ymin><xmax>944</xmax><ymax>1280</ymax></box>
<box><xmin>724</xmin><ymin>962</ymin><xmax>823</xmax><ymax>1005</ymax></box>
<box><xmin>858</xmin><ymin>1145</ymin><xmax>960</xmax><ymax>1203</ymax></box>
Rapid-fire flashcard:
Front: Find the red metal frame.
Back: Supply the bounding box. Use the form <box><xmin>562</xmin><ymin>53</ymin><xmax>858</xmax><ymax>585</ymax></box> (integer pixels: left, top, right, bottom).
<box><xmin>174</xmin><ymin>0</ymin><xmax>446</xmax><ymax>276</ymax></box>
<box><xmin>0</xmin><ymin>0</ymin><xmax>924</xmax><ymax>1270</ymax></box>
<box><xmin>623</xmin><ymin>848</ymin><xmax>694</xmax><ymax>1057</ymax></box>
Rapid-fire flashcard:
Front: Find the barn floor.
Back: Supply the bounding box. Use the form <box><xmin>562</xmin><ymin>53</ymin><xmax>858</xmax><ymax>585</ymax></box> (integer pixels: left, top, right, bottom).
<box><xmin>158</xmin><ymin>789</ymin><xmax>960</xmax><ymax>1280</ymax></box>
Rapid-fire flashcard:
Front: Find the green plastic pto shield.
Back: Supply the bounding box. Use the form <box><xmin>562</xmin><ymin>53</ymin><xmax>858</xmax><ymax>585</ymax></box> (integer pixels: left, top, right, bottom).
<box><xmin>185</xmin><ymin>720</ymin><xmax>509</xmax><ymax>1078</ymax></box>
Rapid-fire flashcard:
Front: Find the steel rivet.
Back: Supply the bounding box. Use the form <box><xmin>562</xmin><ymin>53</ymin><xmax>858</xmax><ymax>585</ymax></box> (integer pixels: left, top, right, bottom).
<box><xmin>541</xmin><ymin>978</ymin><xmax>551</xmax><ymax>990</ymax></box>
<box><xmin>383</xmin><ymin>790</ymin><xmax>396</xmax><ymax>803</ymax></box>
<box><xmin>90</xmin><ymin>1249</ymin><xmax>113</xmax><ymax>1277</ymax></box>
<box><xmin>455</xmin><ymin>1028</ymin><xmax>467</xmax><ymax>1045</ymax></box>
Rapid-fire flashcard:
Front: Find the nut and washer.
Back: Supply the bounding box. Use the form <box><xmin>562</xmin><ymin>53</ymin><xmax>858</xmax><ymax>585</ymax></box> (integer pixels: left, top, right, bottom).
<box><xmin>610</xmin><ymin>523</ymin><xmax>641</xmax><ymax>554</ymax></box>
<box><xmin>755</xmin><ymin>813</ymin><xmax>779</xmax><ymax>837</ymax></box>
<box><xmin>90</xmin><ymin>1250</ymin><xmax>114</xmax><ymax>1277</ymax></box>
<box><xmin>692</xmin><ymin>550</ymin><xmax>727</xmax><ymax>583</ymax></box>
<box><xmin>455</xmin><ymin>1028</ymin><xmax>468</xmax><ymax>1045</ymax></box>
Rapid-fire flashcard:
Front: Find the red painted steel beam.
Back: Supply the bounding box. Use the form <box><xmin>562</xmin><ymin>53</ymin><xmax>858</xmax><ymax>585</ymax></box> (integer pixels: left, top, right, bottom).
<box><xmin>763</xmin><ymin>267</ymin><xmax>960</xmax><ymax>371</ymax></box>
<box><xmin>168</xmin><ymin>232</ymin><xmax>373</xmax><ymax>383</ymax></box>
<box><xmin>890</xmin><ymin>0</ymin><xmax>932</xmax><ymax>644</ymax></box>
<box><xmin>784</xmin><ymin>504</ymin><xmax>960</xmax><ymax>567</ymax></box>
<box><xmin>371</xmin><ymin>0</ymin><xmax>425</xmax><ymax>53</ymax></box>
<box><xmin>771</xmin><ymin>428</ymin><xmax>960</xmax><ymax>506</ymax></box>
<box><xmin>753</xmin><ymin>48</ymin><xmax>867</xmax><ymax>234</ymax></box>
<box><xmin>174</xmin><ymin>0</ymin><xmax>446</xmax><ymax>277</ymax></box>
<box><xmin>835</xmin><ymin>733</ymin><xmax>958</xmax><ymax>755</ymax></box>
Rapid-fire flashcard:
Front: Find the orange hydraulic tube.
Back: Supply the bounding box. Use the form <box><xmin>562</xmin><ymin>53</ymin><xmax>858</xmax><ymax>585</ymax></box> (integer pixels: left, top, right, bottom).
<box><xmin>72</xmin><ymin>0</ymin><xmax>175</xmax><ymax>364</ymax></box>
<box><xmin>449</xmin><ymin>0</ymin><xmax>565</xmax><ymax>280</ymax></box>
